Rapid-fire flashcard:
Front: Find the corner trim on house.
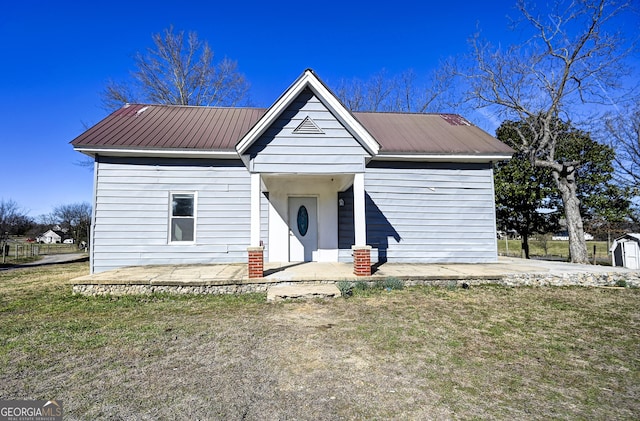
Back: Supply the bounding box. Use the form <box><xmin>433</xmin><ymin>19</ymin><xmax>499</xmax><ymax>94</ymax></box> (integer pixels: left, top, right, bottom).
<box><xmin>89</xmin><ymin>158</ymin><xmax>99</xmax><ymax>274</ymax></box>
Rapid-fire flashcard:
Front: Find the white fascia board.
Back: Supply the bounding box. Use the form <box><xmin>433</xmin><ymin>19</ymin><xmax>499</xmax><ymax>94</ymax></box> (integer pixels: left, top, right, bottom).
<box><xmin>74</xmin><ymin>147</ymin><xmax>240</xmax><ymax>159</ymax></box>
<box><xmin>373</xmin><ymin>153</ymin><xmax>513</xmax><ymax>163</ymax></box>
<box><xmin>235</xmin><ymin>69</ymin><xmax>380</xmax><ymax>156</ymax></box>
<box><xmin>235</xmin><ymin>73</ymin><xmax>307</xmax><ymax>155</ymax></box>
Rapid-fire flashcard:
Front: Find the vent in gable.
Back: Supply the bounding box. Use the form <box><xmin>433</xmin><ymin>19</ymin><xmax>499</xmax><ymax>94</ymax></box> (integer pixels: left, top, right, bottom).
<box><xmin>293</xmin><ymin>116</ymin><xmax>324</xmax><ymax>134</ymax></box>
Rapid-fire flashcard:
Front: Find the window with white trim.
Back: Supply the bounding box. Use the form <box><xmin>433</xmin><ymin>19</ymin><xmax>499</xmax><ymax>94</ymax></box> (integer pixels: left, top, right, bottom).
<box><xmin>169</xmin><ymin>192</ymin><xmax>196</xmax><ymax>243</ymax></box>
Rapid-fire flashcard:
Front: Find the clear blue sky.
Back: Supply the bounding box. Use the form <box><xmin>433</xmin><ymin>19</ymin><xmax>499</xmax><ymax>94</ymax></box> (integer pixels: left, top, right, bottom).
<box><xmin>1</xmin><ymin>0</ymin><xmax>637</xmax><ymax>217</ymax></box>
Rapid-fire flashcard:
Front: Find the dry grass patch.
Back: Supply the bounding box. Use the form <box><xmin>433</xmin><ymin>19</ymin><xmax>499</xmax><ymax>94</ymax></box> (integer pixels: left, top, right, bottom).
<box><xmin>1</xmin><ymin>263</ymin><xmax>638</xmax><ymax>420</ymax></box>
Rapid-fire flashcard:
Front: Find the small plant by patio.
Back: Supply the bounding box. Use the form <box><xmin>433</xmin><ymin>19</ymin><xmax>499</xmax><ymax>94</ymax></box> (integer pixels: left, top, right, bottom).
<box><xmin>383</xmin><ymin>277</ymin><xmax>404</xmax><ymax>291</ymax></box>
<box><xmin>615</xmin><ymin>279</ymin><xmax>628</xmax><ymax>288</ymax></box>
<box><xmin>336</xmin><ymin>281</ymin><xmax>353</xmax><ymax>298</ymax></box>
<box><xmin>354</xmin><ymin>281</ymin><xmax>369</xmax><ymax>291</ymax></box>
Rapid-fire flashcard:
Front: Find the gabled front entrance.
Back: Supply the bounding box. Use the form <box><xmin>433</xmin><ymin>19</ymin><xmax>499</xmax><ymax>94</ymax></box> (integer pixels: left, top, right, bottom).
<box><xmin>262</xmin><ymin>173</ymin><xmax>353</xmax><ymax>263</ymax></box>
<box><xmin>236</xmin><ymin>69</ymin><xmax>381</xmax><ymax>276</ymax></box>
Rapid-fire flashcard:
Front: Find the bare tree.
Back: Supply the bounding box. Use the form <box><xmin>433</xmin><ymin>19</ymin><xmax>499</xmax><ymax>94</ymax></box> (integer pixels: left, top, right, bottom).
<box><xmin>52</xmin><ymin>202</ymin><xmax>92</xmax><ymax>245</ymax></box>
<box><xmin>0</xmin><ymin>199</ymin><xmax>31</xmax><ymax>236</ymax></box>
<box><xmin>459</xmin><ymin>0</ymin><xmax>636</xmax><ymax>263</ymax></box>
<box><xmin>102</xmin><ymin>26</ymin><xmax>250</xmax><ymax>110</ymax></box>
<box><xmin>605</xmin><ymin>103</ymin><xmax>640</xmax><ymax>190</ymax></box>
<box><xmin>36</xmin><ymin>213</ymin><xmax>58</xmax><ymax>227</ymax></box>
<box><xmin>0</xmin><ymin>199</ymin><xmax>32</xmax><ymax>261</ymax></box>
<box><xmin>334</xmin><ymin>68</ymin><xmax>454</xmax><ymax>113</ymax></box>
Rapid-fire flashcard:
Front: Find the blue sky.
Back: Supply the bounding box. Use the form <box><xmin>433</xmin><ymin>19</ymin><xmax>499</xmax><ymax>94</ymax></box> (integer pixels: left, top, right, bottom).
<box><xmin>1</xmin><ymin>0</ymin><xmax>637</xmax><ymax>217</ymax></box>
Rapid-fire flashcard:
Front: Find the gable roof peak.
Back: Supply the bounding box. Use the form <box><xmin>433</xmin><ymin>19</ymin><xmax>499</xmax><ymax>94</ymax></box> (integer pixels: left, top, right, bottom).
<box><xmin>235</xmin><ymin>69</ymin><xmax>380</xmax><ymax>157</ymax></box>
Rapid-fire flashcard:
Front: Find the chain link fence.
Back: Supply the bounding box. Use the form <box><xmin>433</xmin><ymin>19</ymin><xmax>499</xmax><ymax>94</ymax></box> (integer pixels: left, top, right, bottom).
<box><xmin>1</xmin><ymin>241</ymin><xmax>85</xmax><ymax>265</ymax></box>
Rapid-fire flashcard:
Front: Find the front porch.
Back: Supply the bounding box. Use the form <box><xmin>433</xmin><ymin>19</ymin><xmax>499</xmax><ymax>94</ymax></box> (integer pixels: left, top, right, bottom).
<box><xmin>248</xmin><ymin>172</ymin><xmax>371</xmax><ymax>277</ymax></box>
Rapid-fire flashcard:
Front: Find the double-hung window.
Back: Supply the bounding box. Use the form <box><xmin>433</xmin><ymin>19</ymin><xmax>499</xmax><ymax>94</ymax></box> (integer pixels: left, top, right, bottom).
<box><xmin>169</xmin><ymin>192</ymin><xmax>196</xmax><ymax>243</ymax></box>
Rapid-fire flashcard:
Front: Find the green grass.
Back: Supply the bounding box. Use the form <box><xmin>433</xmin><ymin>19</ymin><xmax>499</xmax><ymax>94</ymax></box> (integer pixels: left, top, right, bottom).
<box><xmin>1</xmin><ymin>262</ymin><xmax>638</xmax><ymax>419</ymax></box>
<box><xmin>498</xmin><ymin>239</ymin><xmax>610</xmax><ymax>261</ymax></box>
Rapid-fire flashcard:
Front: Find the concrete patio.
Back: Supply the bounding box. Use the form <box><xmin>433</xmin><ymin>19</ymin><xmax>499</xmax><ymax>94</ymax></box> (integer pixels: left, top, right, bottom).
<box><xmin>71</xmin><ymin>257</ymin><xmax>639</xmax><ymax>296</ymax></box>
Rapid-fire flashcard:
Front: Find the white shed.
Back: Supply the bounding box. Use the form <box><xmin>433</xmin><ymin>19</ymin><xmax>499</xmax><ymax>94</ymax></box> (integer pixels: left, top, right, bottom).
<box><xmin>610</xmin><ymin>234</ymin><xmax>640</xmax><ymax>269</ymax></box>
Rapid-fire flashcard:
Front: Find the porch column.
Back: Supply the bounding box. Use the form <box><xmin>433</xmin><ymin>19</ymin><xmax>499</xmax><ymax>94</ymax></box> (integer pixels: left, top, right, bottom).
<box><xmin>352</xmin><ymin>172</ymin><xmax>371</xmax><ymax>276</ymax></box>
<box><xmin>250</xmin><ymin>173</ymin><xmax>261</xmax><ymax>247</ymax></box>
<box><xmin>353</xmin><ymin>173</ymin><xmax>366</xmax><ymax>246</ymax></box>
<box><xmin>248</xmin><ymin>172</ymin><xmax>263</xmax><ymax>278</ymax></box>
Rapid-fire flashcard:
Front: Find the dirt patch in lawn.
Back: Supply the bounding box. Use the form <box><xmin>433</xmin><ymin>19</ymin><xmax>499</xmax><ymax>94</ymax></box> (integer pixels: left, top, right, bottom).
<box><xmin>1</xmin><ymin>263</ymin><xmax>639</xmax><ymax>420</ymax></box>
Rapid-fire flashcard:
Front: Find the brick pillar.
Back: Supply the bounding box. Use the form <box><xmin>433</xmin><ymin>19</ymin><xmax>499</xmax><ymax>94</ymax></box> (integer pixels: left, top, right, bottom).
<box><xmin>247</xmin><ymin>246</ymin><xmax>264</xmax><ymax>279</ymax></box>
<box><xmin>352</xmin><ymin>245</ymin><xmax>372</xmax><ymax>276</ymax></box>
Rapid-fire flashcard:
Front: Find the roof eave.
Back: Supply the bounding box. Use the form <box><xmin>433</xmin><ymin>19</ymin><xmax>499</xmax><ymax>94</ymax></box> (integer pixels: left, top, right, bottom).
<box><xmin>74</xmin><ymin>146</ymin><xmax>240</xmax><ymax>160</ymax></box>
<box><xmin>373</xmin><ymin>153</ymin><xmax>513</xmax><ymax>163</ymax></box>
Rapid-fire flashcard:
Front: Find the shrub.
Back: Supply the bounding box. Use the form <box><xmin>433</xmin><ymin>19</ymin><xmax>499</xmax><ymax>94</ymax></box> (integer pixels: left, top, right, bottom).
<box><xmin>336</xmin><ymin>281</ymin><xmax>353</xmax><ymax>297</ymax></box>
<box><xmin>615</xmin><ymin>279</ymin><xmax>628</xmax><ymax>288</ymax></box>
<box><xmin>354</xmin><ymin>281</ymin><xmax>369</xmax><ymax>291</ymax></box>
<box><xmin>383</xmin><ymin>277</ymin><xmax>404</xmax><ymax>291</ymax></box>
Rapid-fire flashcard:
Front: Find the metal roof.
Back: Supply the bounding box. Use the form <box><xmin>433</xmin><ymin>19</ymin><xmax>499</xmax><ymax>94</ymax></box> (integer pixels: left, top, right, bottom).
<box><xmin>72</xmin><ymin>104</ymin><xmax>266</xmax><ymax>151</ymax></box>
<box><xmin>353</xmin><ymin>112</ymin><xmax>513</xmax><ymax>155</ymax></box>
<box><xmin>71</xmin><ymin>104</ymin><xmax>513</xmax><ymax>157</ymax></box>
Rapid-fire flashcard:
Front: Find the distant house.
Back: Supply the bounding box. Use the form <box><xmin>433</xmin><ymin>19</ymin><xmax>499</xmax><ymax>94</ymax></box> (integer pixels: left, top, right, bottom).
<box><xmin>610</xmin><ymin>234</ymin><xmax>640</xmax><ymax>270</ymax></box>
<box><xmin>37</xmin><ymin>230</ymin><xmax>62</xmax><ymax>244</ymax></box>
<box><xmin>70</xmin><ymin>69</ymin><xmax>513</xmax><ymax>275</ymax></box>
<box><xmin>552</xmin><ymin>231</ymin><xmax>594</xmax><ymax>241</ymax></box>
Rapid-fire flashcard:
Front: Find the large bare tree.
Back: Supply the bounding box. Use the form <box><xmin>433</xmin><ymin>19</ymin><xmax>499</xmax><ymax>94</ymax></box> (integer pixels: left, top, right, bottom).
<box><xmin>460</xmin><ymin>0</ymin><xmax>636</xmax><ymax>263</ymax></box>
<box><xmin>102</xmin><ymin>26</ymin><xmax>250</xmax><ymax>110</ymax></box>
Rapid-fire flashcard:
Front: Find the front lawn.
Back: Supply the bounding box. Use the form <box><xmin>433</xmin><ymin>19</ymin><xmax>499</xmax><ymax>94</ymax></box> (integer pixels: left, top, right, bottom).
<box><xmin>1</xmin><ymin>262</ymin><xmax>638</xmax><ymax>419</ymax></box>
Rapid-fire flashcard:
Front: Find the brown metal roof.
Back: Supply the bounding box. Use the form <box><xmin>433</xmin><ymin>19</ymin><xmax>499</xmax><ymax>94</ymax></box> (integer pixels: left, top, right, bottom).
<box><xmin>71</xmin><ymin>104</ymin><xmax>513</xmax><ymax>156</ymax></box>
<box><xmin>353</xmin><ymin>112</ymin><xmax>514</xmax><ymax>155</ymax></box>
<box><xmin>71</xmin><ymin>104</ymin><xmax>266</xmax><ymax>151</ymax></box>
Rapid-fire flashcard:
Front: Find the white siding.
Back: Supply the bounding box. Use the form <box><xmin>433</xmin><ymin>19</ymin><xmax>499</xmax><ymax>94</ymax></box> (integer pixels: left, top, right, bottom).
<box><xmin>92</xmin><ymin>157</ymin><xmax>254</xmax><ymax>273</ymax></box>
<box><xmin>248</xmin><ymin>89</ymin><xmax>368</xmax><ymax>174</ymax></box>
<box><xmin>338</xmin><ymin>162</ymin><xmax>499</xmax><ymax>263</ymax></box>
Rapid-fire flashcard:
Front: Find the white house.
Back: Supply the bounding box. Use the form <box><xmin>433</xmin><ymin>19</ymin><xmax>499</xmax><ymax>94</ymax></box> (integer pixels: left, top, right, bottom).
<box><xmin>37</xmin><ymin>230</ymin><xmax>62</xmax><ymax>244</ymax></box>
<box><xmin>71</xmin><ymin>69</ymin><xmax>513</xmax><ymax>275</ymax></box>
<box><xmin>610</xmin><ymin>234</ymin><xmax>640</xmax><ymax>270</ymax></box>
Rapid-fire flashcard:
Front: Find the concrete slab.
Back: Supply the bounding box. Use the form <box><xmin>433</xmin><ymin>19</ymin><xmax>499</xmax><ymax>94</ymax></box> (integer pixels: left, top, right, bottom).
<box><xmin>267</xmin><ymin>284</ymin><xmax>341</xmax><ymax>301</ymax></box>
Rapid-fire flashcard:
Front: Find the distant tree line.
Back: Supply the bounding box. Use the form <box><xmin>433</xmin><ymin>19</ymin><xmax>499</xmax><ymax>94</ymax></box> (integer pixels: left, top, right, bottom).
<box><xmin>0</xmin><ymin>199</ymin><xmax>92</xmax><ymax>246</ymax></box>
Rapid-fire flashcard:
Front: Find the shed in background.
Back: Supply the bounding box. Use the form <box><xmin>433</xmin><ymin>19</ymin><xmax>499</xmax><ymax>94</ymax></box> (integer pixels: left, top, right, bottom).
<box><xmin>610</xmin><ymin>234</ymin><xmax>640</xmax><ymax>269</ymax></box>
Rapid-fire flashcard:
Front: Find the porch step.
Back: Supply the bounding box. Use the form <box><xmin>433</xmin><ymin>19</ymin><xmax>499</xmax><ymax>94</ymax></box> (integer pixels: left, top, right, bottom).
<box><xmin>267</xmin><ymin>283</ymin><xmax>341</xmax><ymax>301</ymax></box>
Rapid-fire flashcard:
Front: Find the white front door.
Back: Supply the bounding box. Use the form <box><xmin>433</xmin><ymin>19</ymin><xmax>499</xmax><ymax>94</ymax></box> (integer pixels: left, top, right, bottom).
<box><xmin>288</xmin><ymin>197</ymin><xmax>318</xmax><ymax>262</ymax></box>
